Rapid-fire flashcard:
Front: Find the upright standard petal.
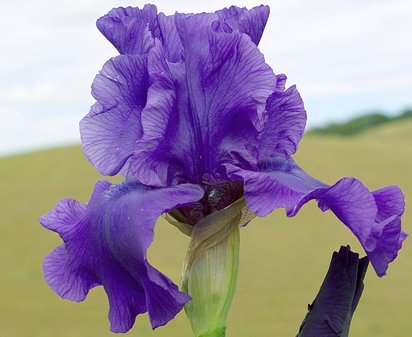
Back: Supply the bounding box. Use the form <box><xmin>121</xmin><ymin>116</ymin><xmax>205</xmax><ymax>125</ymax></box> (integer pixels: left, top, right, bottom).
<box><xmin>87</xmin><ymin>6</ymin><xmax>278</xmax><ymax>185</ymax></box>
<box><xmin>96</xmin><ymin>5</ymin><xmax>268</xmax><ymax>59</ymax></box>
<box><xmin>97</xmin><ymin>5</ymin><xmax>158</xmax><ymax>54</ymax></box>
<box><xmin>225</xmin><ymin>157</ymin><xmax>406</xmax><ymax>276</ymax></box>
<box><xmin>155</xmin><ymin>13</ymin><xmax>184</xmax><ymax>62</ymax></box>
<box><xmin>216</xmin><ymin>5</ymin><xmax>270</xmax><ymax>45</ymax></box>
<box><xmin>40</xmin><ymin>180</ymin><xmax>204</xmax><ymax>332</ymax></box>
<box><xmin>80</xmin><ymin>55</ymin><xmax>149</xmax><ymax>176</ymax></box>
<box><xmin>119</xmin><ymin>41</ymin><xmax>180</xmax><ymax>185</ymax></box>
<box><xmin>258</xmin><ymin>82</ymin><xmax>307</xmax><ymax>159</ymax></box>
<box><xmin>118</xmin><ymin>15</ymin><xmax>278</xmax><ymax>187</ymax></box>
<box><xmin>173</xmin><ymin>14</ymin><xmax>277</xmax><ymax>180</ymax></box>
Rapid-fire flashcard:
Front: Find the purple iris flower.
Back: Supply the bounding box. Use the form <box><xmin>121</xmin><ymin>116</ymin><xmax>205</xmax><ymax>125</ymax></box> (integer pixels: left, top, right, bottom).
<box><xmin>41</xmin><ymin>4</ymin><xmax>407</xmax><ymax>333</ymax></box>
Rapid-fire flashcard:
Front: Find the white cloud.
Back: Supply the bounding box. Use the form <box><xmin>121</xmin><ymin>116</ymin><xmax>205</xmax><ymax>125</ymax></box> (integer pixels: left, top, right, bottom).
<box><xmin>1</xmin><ymin>82</ymin><xmax>61</xmax><ymax>104</ymax></box>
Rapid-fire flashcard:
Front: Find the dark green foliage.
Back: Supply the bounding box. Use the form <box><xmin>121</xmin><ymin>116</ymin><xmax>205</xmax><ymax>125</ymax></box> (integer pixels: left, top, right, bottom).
<box><xmin>398</xmin><ymin>109</ymin><xmax>412</xmax><ymax>120</ymax></box>
<box><xmin>309</xmin><ymin>109</ymin><xmax>412</xmax><ymax>136</ymax></box>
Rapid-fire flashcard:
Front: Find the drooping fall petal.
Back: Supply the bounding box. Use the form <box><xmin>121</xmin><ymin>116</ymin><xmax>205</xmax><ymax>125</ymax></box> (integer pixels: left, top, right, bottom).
<box><xmin>41</xmin><ymin>180</ymin><xmax>203</xmax><ymax>332</ymax></box>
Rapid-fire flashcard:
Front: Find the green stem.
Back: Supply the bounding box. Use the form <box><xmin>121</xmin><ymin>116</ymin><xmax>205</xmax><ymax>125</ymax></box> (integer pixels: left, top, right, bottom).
<box><xmin>197</xmin><ymin>327</ymin><xmax>226</xmax><ymax>337</ymax></box>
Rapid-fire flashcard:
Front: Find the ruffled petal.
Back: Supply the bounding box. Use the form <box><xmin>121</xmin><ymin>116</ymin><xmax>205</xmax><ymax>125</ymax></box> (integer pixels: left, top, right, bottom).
<box><xmin>258</xmin><ymin>83</ymin><xmax>307</xmax><ymax>159</ymax></box>
<box><xmin>171</xmin><ymin>14</ymin><xmax>277</xmax><ymax>180</ymax></box>
<box><xmin>96</xmin><ymin>5</ymin><xmax>268</xmax><ymax>58</ymax></box>
<box><xmin>80</xmin><ymin>55</ymin><xmax>149</xmax><ymax>175</ymax></box>
<box><xmin>216</xmin><ymin>5</ymin><xmax>270</xmax><ymax>45</ymax></box>
<box><xmin>289</xmin><ymin>180</ymin><xmax>407</xmax><ymax>276</ymax></box>
<box><xmin>89</xmin><ymin>7</ymin><xmax>277</xmax><ymax>184</ymax></box>
<box><xmin>40</xmin><ymin>180</ymin><xmax>204</xmax><ymax>332</ymax></box>
<box><xmin>155</xmin><ymin>13</ymin><xmax>184</xmax><ymax>62</ymax></box>
<box><xmin>225</xmin><ymin>158</ymin><xmax>324</xmax><ymax>217</ymax></box>
<box><xmin>96</xmin><ymin>5</ymin><xmax>158</xmax><ymax>55</ymax></box>
<box><xmin>41</xmin><ymin>197</ymin><xmax>86</xmax><ymax>239</ymax></box>
<box><xmin>120</xmin><ymin>41</ymin><xmax>179</xmax><ymax>186</ymax></box>
<box><xmin>152</xmin><ymin>5</ymin><xmax>270</xmax><ymax>63</ymax></box>
<box><xmin>225</xmin><ymin>157</ymin><xmax>406</xmax><ymax>276</ymax></box>
<box><xmin>366</xmin><ymin>186</ymin><xmax>407</xmax><ymax>276</ymax></box>
<box><xmin>118</xmin><ymin>15</ymin><xmax>278</xmax><ymax>186</ymax></box>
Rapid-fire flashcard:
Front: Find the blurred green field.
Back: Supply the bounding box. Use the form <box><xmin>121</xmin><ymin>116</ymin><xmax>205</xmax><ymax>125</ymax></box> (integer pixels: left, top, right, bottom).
<box><xmin>1</xmin><ymin>119</ymin><xmax>411</xmax><ymax>337</ymax></box>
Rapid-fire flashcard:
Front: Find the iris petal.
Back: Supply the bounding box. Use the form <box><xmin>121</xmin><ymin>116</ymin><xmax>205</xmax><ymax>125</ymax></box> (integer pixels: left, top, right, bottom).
<box><xmin>85</xmin><ymin>8</ymin><xmax>278</xmax><ymax>185</ymax></box>
<box><xmin>173</xmin><ymin>14</ymin><xmax>277</xmax><ymax>179</ymax></box>
<box><xmin>258</xmin><ymin>83</ymin><xmax>307</xmax><ymax>159</ymax></box>
<box><xmin>80</xmin><ymin>55</ymin><xmax>148</xmax><ymax>175</ymax></box>
<box><xmin>96</xmin><ymin>5</ymin><xmax>158</xmax><ymax>55</ymax></box>
<box><xmin>225</xmin><ymin>158</ymin><xmax>406</xmax><ymax>276</ymax></box>
<box><xmin>155</xmin><ymin>13</ymin><xmax>184</xmax><ymax>62</ymax></box>
<box><xmin>366</xmin><ymin>186</ymin><xmax>407</xmax><ymax>276</ymax></box>
<box><xmin>40</xmin><ymin>180</ymin><xmax>204</xmax><ymax>332</ymax></box>
<box><xmin>216</xmin><ymin>5</ymin><xmax>270</xmax><ymax>45</ymax></box>
<box><xmin>96</xmin><ymin>5</ymin><xmax>268</xmax><ymax>59</ymax></box>
<box><xmin>121</xmin><ymin>41</ymin><xmax>179</xmax><ymax>186</ymax></box>
<box><xmin>117</xmin><ymin>16</ymin><xmax>278</xmax><ymax>186</ymax></box>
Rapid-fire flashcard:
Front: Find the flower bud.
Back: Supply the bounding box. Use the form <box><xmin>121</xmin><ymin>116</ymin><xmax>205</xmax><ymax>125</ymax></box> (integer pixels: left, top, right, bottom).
<box><xmin>296</xmin><ymin>246</ymin><xmax>369</xmax><ymax>337</ymax></box>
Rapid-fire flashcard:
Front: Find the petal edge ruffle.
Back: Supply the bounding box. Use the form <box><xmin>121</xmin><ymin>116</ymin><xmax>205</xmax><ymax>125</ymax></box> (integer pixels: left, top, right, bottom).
<box><xmin>40</xmin><ymin>180</ymin><xmax>204</xmax><ymax>332</ymax></box>
<box><xmin>225</xmin><ymin>159</ymin><xmax>406</xmax><ymax>276</ymax></box>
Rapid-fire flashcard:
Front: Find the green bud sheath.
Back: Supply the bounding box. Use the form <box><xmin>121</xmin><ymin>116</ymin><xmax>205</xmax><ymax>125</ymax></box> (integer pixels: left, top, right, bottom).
<box><xmin>181</xmin><ymin>198</ymin><xmax>255</xmax><ymax>337</ymax></box>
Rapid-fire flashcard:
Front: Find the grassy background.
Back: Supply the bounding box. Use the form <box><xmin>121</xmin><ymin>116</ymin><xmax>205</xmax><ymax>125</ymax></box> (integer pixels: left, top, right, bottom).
<box><xmin>1</xmin><ymin>119</ymin><xmax>411</xmax><ymax>337</ymax></box>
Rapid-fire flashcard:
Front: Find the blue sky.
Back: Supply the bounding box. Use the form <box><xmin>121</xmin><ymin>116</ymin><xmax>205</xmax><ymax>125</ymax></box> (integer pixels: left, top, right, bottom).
<box><xmin>1</xmin><ymin>0</ymin><xmax>411</xmax><ymax>156</ymax></box>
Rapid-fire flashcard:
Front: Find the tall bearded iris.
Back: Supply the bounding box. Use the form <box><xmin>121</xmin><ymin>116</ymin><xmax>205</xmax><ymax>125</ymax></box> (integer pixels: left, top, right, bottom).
<box><xmin>41</xmin><ymin>4</ymin><xmax>407</xmax><ymax>336</ymax></box>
